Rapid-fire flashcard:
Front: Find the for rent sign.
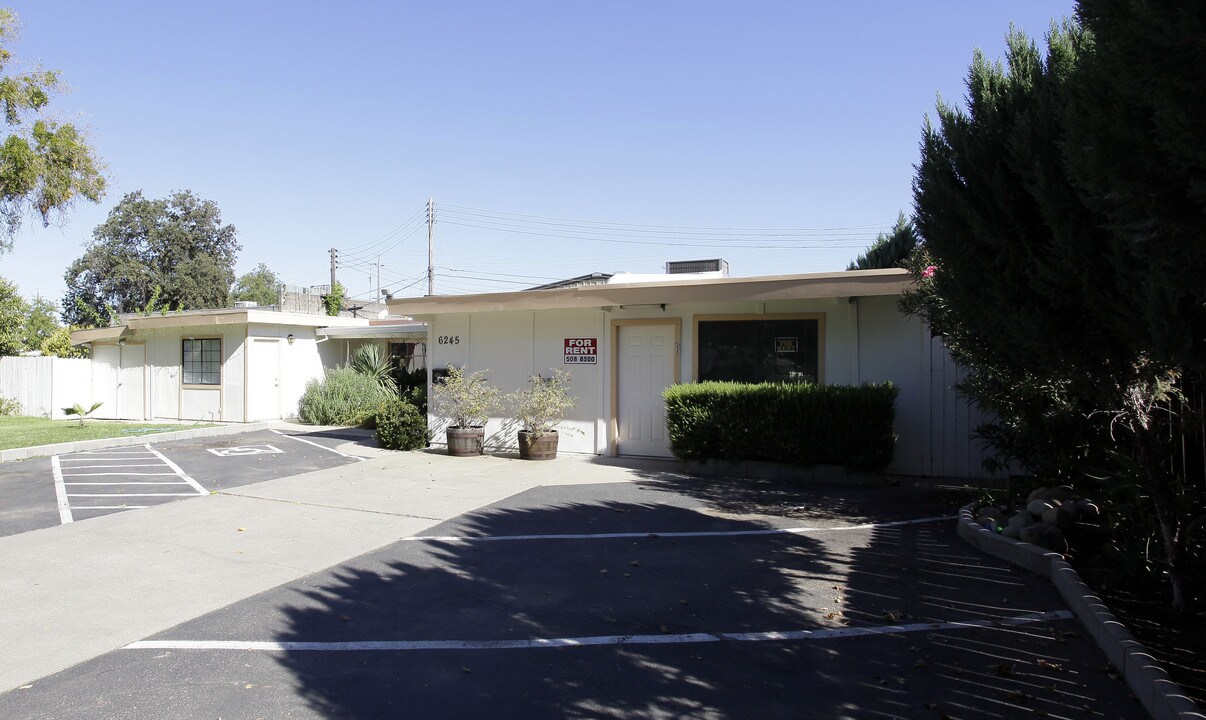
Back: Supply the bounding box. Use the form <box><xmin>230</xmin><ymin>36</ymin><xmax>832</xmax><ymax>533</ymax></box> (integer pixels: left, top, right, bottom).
<box><xmin>564</xmin><ymin>337</ymin><xmax>597</xmax><ymax>364</ymax></box>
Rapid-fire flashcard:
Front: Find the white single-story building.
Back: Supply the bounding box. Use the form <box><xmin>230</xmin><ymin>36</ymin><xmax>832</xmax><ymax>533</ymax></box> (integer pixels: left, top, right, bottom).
<box><xmin>390</xmin><ymin>267</ymin><xmax>998</xmax><ymax>480</ymax></box>
<box><xmin>70</xmin><ymin>310</ymin><xmax>426</xmax><ymax>422</ymax></box>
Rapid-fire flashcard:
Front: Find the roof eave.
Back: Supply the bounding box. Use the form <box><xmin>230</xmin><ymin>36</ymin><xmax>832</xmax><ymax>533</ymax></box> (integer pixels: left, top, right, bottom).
<box><xmin>388</xmin><ymin>269</ymin><xmax>913</xmax><ymax>316</ymax></box>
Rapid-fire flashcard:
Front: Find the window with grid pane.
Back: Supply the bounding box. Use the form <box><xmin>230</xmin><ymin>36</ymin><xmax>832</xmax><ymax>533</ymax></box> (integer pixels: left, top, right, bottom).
<box><xmin>183</xmin><ymin>339</ymin><xmax>221</xmax><ymax>385</ymax></box>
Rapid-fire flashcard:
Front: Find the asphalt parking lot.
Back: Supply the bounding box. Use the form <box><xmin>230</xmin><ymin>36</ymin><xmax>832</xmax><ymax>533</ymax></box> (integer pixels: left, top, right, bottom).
<box><xmin>0</xmin><ymin>427</ymin><xmax>366</xmax><ymax>537</ymax></box>
<box><xmin>0</xmin><ymin>463</ymin><xmax>1147</xmax><ymax>720</ymax></box>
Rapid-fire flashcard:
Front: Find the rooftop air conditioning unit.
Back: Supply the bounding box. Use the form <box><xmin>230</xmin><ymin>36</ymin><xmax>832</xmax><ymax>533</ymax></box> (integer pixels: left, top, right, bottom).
<box><xmin>666</xmin><ymin>258</ymin><xmax>729</xmax><ymax>275</ymax></box>
<box><xmin>234</xmin><ymin>301</ymin><xmax>258</xmax><ymax>308</ymax></box>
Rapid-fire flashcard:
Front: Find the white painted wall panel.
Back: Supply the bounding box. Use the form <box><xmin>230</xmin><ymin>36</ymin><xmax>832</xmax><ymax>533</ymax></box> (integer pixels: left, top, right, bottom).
<box><xmin>181</xmin><ymin>387</ymin><xmax>222</xmax><ymax>420</ymax></box>
<box><xmin>49</xmin><ymin>359</ymin><xmax>91</xmax><ymax>420</ymax></box>
<box><xmin>0</xmin><ymin>356</ymin><xmax>88</xmax><ymax>419</ymax></box>
<box><xmin>856</xmin><ymin>296</ymin><xmax>928</xmax><ymax>476</ymax></box>
<box><xmin>223</xmin><ymin>327</ymin><xmax>246</xmax><ymax>421</ymax></box>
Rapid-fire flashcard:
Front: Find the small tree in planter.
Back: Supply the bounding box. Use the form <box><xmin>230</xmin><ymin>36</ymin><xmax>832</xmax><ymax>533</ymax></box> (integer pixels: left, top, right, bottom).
<box><xmin>510</xmin><ymin>369</ymin><xmax>576</xmax><ymax>460</ymax></box>
<box><xmin>432</xmin><ymin>365</ymin><xmax>501</xmax><ymax>456</ymax></box>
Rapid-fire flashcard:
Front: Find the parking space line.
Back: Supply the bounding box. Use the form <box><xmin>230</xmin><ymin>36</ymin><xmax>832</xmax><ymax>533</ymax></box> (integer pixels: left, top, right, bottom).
<box><xmin>122</xmin><ymin>610</ymin><xmax>1074</xmax><ymax>653</ymax></box>
<box><xmin>56</xmin><ymin>464</ymin><xmax>164</xmax><ymax>469</ymax></box>
<box><xmin>143</xmin><ymin>444</ymin><xmax>208</xmax><ymax>495</ymax></box>
<box><xmin>64</xmin><ymin>481</ymin><xmax>192</xmax><ymax>486</ymax></box>
<box><xmin>66</xmin><ymin>493</ymin><xmax>200</xmax><ymax>498</ymax></box>
<box><xmin>270</xmin><ymin>429</ymin><xmax>365</xmax><ymax>460</ymax></box>
<box><xmin>408</xmin><ymin>515</ymin><xmax>956</xmax><ymax>545</ymax></box>
<box><xmin>49</xmin><ymin>455</ymin><xmax>73</xmax><ymax>525</ymax></box>
<box><xmin>65</xmin><ymin>452</ymin><xmax>155</xmax><ymax>457</ymax></box>
<box><xmin>73</xmin><ymin>505</ymin><xmax>150</xmax><ymax>510</ymax></box>
<box><xmin>61</xmin><ymin>472</ymin><xmax>179</xmax><ymax>477</ymax></box>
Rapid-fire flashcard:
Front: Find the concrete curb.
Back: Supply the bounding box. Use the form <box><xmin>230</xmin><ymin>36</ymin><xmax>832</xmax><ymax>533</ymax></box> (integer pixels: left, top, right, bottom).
<box><xmin>957</xmin><ymin>503</ymin><xmax>1205</xmax><ymax>720</ymax></box>
<box><xmin>0</xmin><ymin>421</ymin><xmax>279</xmax><ymax>463</ymax></box>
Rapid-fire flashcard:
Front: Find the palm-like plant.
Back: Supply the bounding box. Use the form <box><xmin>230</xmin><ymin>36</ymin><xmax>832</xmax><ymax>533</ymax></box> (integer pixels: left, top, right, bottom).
<box><xmin>63</xmin><ymin>401</ymin><xmax>103</xmax><ymax>426</ymax></box>
<box><xmin>350</xmin><ymin>344</ymin><xmax>398</xmax><ymax>395</ymax></box>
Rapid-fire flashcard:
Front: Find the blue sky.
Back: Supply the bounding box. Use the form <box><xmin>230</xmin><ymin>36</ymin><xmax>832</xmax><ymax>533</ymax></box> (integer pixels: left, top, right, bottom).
<box><xmin>5</xmin><ymin>1</ymin><xmax>1075</xmax><ymax>306</ymax></box>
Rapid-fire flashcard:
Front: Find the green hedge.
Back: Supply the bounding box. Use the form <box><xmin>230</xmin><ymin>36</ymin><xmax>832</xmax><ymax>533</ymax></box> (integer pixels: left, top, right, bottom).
<box><xmin>662</xmin><ymin>381</ymin><xmax>899</xmax><ymax>471</ymax></box>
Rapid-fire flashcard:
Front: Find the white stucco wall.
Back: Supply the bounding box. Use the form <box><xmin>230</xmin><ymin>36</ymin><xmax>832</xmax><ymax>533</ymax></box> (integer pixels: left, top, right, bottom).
<box><xmin>427</xmin><ymin>309</ymin><xmax>606</xmax><ymax>454</ymax></box>
<box><xmin>421</xmin><ymin>293</ymin><xmax>1003</xmax><ymax>478</ymax></box>
<box><xmin>248</xmin><ymin>324</ymin><xmax>325</xmax><ymax>419</ymax></box>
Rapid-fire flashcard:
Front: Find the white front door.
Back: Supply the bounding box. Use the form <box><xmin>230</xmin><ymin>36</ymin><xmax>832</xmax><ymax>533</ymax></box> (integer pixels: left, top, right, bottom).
<box><xmin>117</xmin><ymin>344</ymin><xmax>146</xmax><ymax>420</ymax></box>
<box><xmin>247</xmin><ymin>338</ymin><xmax>282</xmax><ymax>421</ymax></box>
<box><xmin>616</xmin><ymin>324</ymin><xmax>676</xmax><ymax>457</ymax></box>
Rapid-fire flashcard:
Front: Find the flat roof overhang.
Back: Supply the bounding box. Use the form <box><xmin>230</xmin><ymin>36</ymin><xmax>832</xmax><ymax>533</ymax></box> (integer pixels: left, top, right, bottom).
<box><xmin>70</xmin><ymin>310</ymin><xmax>371</xmax><ymax>346</ymax></box>
<box><xmin>317</xmin><ymin>323</ymin><xmax>428</xmax><ymax>340</ymax></box>
<box><xmin>386</xmin><ymin>268</ymin><xmax>913</xmax><ymax>316</ymax></box>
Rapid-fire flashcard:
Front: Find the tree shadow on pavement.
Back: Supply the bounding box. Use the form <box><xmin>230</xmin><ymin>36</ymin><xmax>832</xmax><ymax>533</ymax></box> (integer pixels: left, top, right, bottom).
<box><xmin>270</xmin><ymin>481</ymin><xmax>1144</xmax><ymax>719</ymax></box>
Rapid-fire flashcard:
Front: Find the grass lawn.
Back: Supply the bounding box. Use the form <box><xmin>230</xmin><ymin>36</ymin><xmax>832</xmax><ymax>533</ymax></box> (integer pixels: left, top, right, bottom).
<box><xmin>0</xmin><ymin>416</ymin><xmax>209</xmax><ymax>451</ymax></box>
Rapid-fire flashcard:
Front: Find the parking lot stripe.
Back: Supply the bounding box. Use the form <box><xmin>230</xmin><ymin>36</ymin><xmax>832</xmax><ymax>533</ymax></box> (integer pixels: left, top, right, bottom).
<box><xmin>122</xmin><ymin>610</ymin><xmax>1075</xmax><ymax>653</ymax></box>
<box><xmin>65</xmin><ymin>452</ymin><xmax>155</xmax><ymax>457</ymax></box>
<box><xmin>66</xmin><ymin>493</ymin><xmax>200</xmax><ymax>498</ymax></box>
<box><xmin>49</xmin><ymin>455</ymin><xmax>73</xmax><ymax>525</ymax></box>
<box><xmin>55</xmin><ymin>464</ymin><xmax>164</xmax><ymax>469</ymax></box>
<box><xmin>143</xmin><ymin>444</ymin><xmax>208</xmax><ymax>495</ymax></box>
<box><xmin>64</xmin><ymin>481</ymin><xmax>192</xmax><ymax>486</ymax></box>
<box><xmin>408</xmin><ymin>515</ymin><xmax>956</xmax><ymax>545</ymax></box>
<box><xmin>60</xmin><ymin>472</ymin><xmax>179</xmax><ymax>477</ymax></box>
<box><xmin>270</xmin><ymin>429</ymin><xmax>364</xmax><ymax>460</ymax></box>
<box><xmin>72</xmin><ymin>505</ymin><xmax>150</xmax><ymax>510</ymax></box>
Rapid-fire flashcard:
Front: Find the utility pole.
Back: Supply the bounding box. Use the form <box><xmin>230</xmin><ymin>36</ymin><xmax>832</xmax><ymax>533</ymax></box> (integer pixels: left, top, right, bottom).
<box><xmin>376</xmin><ymin>255</ymin><xmax>381</xmax><ymax>301</ymax></box>
<box><xmin>329</xmin><ymin>247</ymin><xmax>338</xmax><ymax>290</ymax></box>
<box><xmin>426</xmin><ymin>197</ymin><xmax>435</xmax><ymax>296</ymax></box>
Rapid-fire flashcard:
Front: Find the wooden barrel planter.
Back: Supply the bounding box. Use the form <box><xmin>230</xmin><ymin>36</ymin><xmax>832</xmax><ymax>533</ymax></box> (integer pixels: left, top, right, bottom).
<box><xmin>518</xmin><ymin>430</ymin><xmax>559</xmax><ymax>460</ymax></box>
<box><xmin>446</xmin><ymin>426</ymin><xmax>485</xmax><ymax>456</ymax></box>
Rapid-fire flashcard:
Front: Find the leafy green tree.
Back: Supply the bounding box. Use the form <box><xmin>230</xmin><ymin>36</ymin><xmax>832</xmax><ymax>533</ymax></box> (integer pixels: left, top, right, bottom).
<box><xmin>904</xmin><ymin>15</ymin><xmax>1203</xmax><ymax>614</ymax></box>
<box><xmin>323</xmin><ymin>281</ymin><xmax>345</xmax><ymax>316</ymax></box>
<box><xmin>40</xmin><ymin>325</ymin><xmax>86</xmax><ymax>358</ymax></box>
<box><xmin>231</xmin><ymin>263</ymin><xmax>279</xmax><ymax>307</ymax></box>
<box><xmin>20</xmin><ymin>296</ymin><xmax>58</xmax><ymax>349</ymax></box>
<box><xmin>846</xmin><ymin>212</ymin><xmax>918</xmax><ymax>270</ymax></box>
<box><xmin>0</xmin><ymin>9</ymin><xmax>105</xmax><ymax>252</ymax></box>
<box><xmin>62</xmin><ymin>190</ymin><xmax>240</xmax><ymax>324</ymax></box>
<box><xmin>1064</xmin><ymin>0</ymin><xmax>1206</xmax><ymax>370</ymax></box>
<box><xmin>0</xmin><ymin>275</ymin><xmax>26</xmax><ymax>355</ymax></box>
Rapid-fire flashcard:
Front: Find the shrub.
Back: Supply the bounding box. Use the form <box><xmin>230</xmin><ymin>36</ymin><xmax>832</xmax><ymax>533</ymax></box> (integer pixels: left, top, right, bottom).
<box><xmin>0</xmin><ymin>395</ymin><xmax>20</xmax><ymax>416</ymax></box>
<box><xmin>351</xmin><ymin>344</ymin><xmax>398</xmax><ymax>395</ymax></box>
<box><xmin>298</xmin><ymin>367</ymin><xmax>390</xmax><ymax>427</ymax></box>
<box><xmin>432</xmin><ymin>365</ymin><xmax>501</xmax><ymax>428</ymax></box>
<box><xmin>375</xmin><ymin>396</ymin><xmax>430</xmax><ymax>450</ymax></box>
<box><xmin>662</xmin><ymin>381</ymin><xmax>899</xmax><ymax>472</ymax></box>
<box><xmin>509</xmin><ymin>369</ymin><xmax>576</xmax><ymax>437</ymax></box>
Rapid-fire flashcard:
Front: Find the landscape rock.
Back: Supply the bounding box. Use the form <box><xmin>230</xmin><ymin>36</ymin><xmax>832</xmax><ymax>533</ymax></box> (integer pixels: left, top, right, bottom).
<box><xmin>1027</xmin><ymin>499</ymin><xmax>1055</xmax><ymax>519</ymax></box>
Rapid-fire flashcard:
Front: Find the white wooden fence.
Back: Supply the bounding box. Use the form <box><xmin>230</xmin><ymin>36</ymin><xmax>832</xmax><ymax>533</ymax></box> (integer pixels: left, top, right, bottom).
<box><xmin>0</xmin><ymin>356</ymin><xmax>92</xmax><ymax>420</ymax></box>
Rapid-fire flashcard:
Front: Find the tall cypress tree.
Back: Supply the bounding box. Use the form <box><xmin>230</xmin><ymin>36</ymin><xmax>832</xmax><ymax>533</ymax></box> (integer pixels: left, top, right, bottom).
<box><xmin>905</xmin><ymin>15</ymin><xmax>1203</xmax><ymax>614</ymax></box>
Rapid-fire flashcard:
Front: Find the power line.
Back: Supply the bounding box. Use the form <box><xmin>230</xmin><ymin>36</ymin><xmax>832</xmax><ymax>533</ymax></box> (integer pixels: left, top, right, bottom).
<box><xmin>337</xmin><ymin>207</ymin><xmax>427</xmax><ymax>255</ymax></box>
<box><xmin>439</xmin><ymin>203</ymin><xmax>888</xmax><ymax>235</ymax></box>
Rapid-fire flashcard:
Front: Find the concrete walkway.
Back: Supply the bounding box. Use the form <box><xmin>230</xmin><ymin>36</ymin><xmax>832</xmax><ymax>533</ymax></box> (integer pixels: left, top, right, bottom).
<box><xmin>0</xmin><ymin>450</ymin><xmax>662</xmax><ymax>693</ymax></box>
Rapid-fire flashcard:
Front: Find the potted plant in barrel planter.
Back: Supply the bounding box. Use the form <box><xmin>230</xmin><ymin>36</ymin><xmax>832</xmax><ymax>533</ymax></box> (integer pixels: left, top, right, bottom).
<box><xmin>510</xmin><ymin>369</ymin><xmax>576</xmax><ymax>460</ymax></box>
<box><xmin>432</xmin><ymin>365</ymin><xmax>501</xmax><ymax>456</ymax></box>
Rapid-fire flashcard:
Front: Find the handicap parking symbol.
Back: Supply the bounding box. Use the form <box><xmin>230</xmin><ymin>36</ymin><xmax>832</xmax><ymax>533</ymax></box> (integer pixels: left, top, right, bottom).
<box><xmin>206</xmin><ymin>444</ymin><xmax>284</xmax><ymax>457</ymax></box>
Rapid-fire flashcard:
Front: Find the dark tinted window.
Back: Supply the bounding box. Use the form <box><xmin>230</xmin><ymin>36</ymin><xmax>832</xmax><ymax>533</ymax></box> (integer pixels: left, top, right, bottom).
<box><xmin>697</xmin><ymin>319</ymin><xmax>819</xmax><ymax>383</ymax></box>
